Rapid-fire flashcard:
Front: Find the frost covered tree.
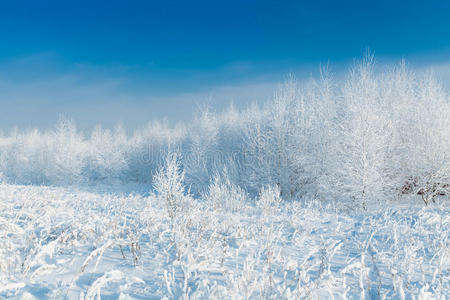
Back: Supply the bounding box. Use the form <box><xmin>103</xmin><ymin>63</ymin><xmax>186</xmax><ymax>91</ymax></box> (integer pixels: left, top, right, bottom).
<box><xmin>126</xmin><ymin>121</ymin><xmax>181</xmax><ymax>183</ymax></box>
<box><xmin>243</xmin><ymin>77</ymin><xmax>314</xmax><ymax>198</ymax></box>
<box><xmin>326</xmin><ymin>54</ymin><xmax>391</xmax><ymax>209</ymax></box>
<box><xmin>47</xmin><ymin>117</ymin><xmax>86</xmax><ymax>185</ymax></box>
<box><xmin>153</xmin><ymin>151</ymin><xmax>188</xmax><ymax>218</ymax></box>
<box><xmin>87</xmin><ymin>124</ymin><xmax>128</xmax><ymax>182</ymax></box>
<box><xmin>184</xmin><ymin>107</ymin><xmax>219</xmax><ymax>194</ymax></box>
<box><xmin>406</xmin><ymin>72</ymin><xmax>450</xmax><ymax>204</ymax></box>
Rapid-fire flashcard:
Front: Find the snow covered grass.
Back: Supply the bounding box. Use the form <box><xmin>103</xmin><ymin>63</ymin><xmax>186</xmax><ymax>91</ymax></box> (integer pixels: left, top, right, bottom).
<box><xmin>0</xmin><ymin>182</ymin><xmax>448</xmax><ymax>299</ymax></box>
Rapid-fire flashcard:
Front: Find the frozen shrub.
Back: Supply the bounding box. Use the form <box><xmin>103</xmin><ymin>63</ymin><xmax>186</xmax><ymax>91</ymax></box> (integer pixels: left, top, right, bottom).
<box><xmin>257</xmin><ymin>184</ymin><xmax>282</xmax><ymax>216</ymax></box>
<box><xmin>153</xmin><ymin>151</ymin><xmax>188</xmax><ymax>218</ymax></box>
<box><xmin>204</xmin><ymin>169</ymin><xmax>247</xmax><ymax>212</ymax></box>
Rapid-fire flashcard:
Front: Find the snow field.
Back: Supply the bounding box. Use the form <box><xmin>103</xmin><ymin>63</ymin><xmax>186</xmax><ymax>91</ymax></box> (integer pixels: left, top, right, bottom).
<box><xmin>0</xmin><ymin>183</ymin><xmax>448</xmax><ymax>299</ymax></box>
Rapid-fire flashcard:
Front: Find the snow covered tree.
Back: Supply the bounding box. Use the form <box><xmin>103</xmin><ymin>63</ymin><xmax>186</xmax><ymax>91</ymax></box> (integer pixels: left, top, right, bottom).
<box><xmin>407</xmin><ymin>72</ymin><xmax>450</xmax><ymax>204</ymax></box>
<box><xmin>184</xmin><ymin>107</ymin><xmax>219</xmax><ymax>194</ymax></box>
<box><xmin>86</xmin><ymin>125</ymin><xmax>128</xmax><ymax>182</ymax></box>
<box><xmin>326</xmin><ymin>53</ymin><xmax>391</xmax><ymax>209</ymax></box>
<box><xmin>153</xmin><ymin>151</ymin><xmax>188</xmax><ymax>218</ymax></box>
<box><xmin>47</xmin><ymin>117</ymin><xmax>86</xmax><ymax>185</ymax></box>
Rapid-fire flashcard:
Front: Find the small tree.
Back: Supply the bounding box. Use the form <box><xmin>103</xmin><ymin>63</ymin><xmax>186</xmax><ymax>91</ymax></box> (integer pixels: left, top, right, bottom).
<box><xmin>153</xmin><ymin>151</ymin><xmax>187</xmax><ymax>218</ymax></box>
<box><xmin>326</xmin><ymin>53</ymin><xmax>390</xmax><ymax>209</ymax></box>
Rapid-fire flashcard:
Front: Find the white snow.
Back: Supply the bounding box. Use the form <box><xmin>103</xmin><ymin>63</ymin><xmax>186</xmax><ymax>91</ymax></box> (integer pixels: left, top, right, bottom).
<box><xmin>0</xmin><ymin>183</ymin><xmax>448</xmax><ymax>299</ymax></box>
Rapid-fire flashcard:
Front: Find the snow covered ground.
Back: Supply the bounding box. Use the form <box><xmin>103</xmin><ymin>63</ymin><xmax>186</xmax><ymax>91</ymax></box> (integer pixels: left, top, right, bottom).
<box><xmin>0</xmin><ymin>183</ymin><xmax>448</xmax><ymax>299</ymax></box>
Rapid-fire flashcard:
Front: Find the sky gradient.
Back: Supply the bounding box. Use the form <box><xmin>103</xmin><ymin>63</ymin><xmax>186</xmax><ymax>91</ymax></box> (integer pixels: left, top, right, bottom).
<box><xmin>1</xmin><ymin>1</ymin><xmax>450</xmax><ymax>131</ymax></box>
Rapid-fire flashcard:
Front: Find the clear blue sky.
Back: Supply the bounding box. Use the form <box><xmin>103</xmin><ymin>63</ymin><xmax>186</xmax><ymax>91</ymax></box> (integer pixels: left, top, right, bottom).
<box><xmin>1</xmin><ymin>0</ymin><xmax>450</xmax><ymax>131</ymax></box>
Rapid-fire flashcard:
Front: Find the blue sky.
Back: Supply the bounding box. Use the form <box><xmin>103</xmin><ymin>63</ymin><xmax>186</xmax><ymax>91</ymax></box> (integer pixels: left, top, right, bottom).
<box><xmin>1</xmin><ymin>0</ymin><xmax>450</xmax><ymax>131</ymax></box>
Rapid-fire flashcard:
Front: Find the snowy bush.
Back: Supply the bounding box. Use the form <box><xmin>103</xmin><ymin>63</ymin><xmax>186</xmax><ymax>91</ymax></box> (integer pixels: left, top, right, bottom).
<box><xmin>257</xmin><ymin>184</ymin><xmax>282</xmax><ymax>216</ymax></box>
<box><xmin>153</xmin><ymin>151</ymin><xmax>189</xmax><ymax>218</ymax></box>
<box><xmin>203</xmin><ymin>169</ymin><xmax>248</xmax><ymax>212</ymax></box>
